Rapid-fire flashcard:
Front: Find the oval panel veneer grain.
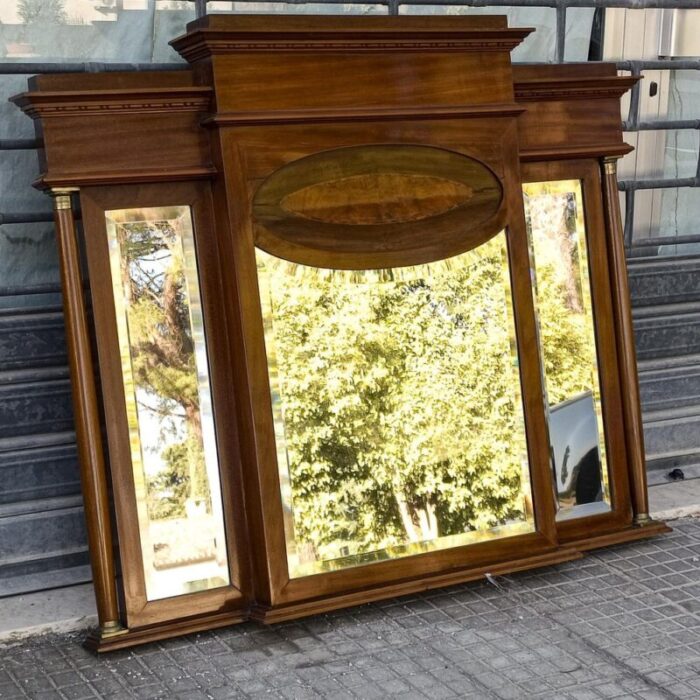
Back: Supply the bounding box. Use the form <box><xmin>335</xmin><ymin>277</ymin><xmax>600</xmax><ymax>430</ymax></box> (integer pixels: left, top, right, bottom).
<box><xmin>253</xmin><ymin>144</ymin><xmax>505</xmax><ymax>269</ymax></box>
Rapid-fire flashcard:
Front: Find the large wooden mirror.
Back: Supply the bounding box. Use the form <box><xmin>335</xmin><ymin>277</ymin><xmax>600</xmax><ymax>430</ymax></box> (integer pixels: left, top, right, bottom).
<box><xmin>12</xmin><ymin>15</ymin><xmax>668</xmax><ymax>651</ymax></box>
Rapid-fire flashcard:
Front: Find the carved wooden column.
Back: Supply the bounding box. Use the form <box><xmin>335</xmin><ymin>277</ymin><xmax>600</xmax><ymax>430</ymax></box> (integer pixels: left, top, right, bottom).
<box><xmin>600</xmin><ymin>158</ymin><xmax>652</xmax><ymax>525</ymax></box>
<box><xmin>50</xmin><ymin>188</ymin><xmax>126</xmax><ymax>640</ymax></box>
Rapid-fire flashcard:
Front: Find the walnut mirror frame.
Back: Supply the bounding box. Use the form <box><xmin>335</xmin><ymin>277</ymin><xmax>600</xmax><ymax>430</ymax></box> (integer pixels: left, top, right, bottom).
<box><xmin>12</xmin><ymin>15</ymin><xmax>669</xmax><ymax>652</ymax></box>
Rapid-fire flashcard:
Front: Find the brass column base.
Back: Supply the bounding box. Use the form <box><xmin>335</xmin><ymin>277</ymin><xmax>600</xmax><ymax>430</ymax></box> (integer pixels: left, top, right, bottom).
<box><xmin>98</xmin><ymin>621</ymin><xmax>129</xmax><ymax>639</ymax></box>
<box><xmin>633</xmin><ymin>513</ymin><xmax>653</xmax><ymax>526</ymax></box>
<box><xmin>84</xmin><ymin>621</ymin><xmax>129</xmax><ymax>652</ymax></box>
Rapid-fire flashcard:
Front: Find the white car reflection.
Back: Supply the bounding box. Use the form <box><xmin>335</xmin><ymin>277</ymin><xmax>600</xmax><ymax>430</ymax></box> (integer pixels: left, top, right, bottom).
<box><xmin>549</xmin><ymin>390</ymin><xmax>604</xmax><ymax>507</ymax></box>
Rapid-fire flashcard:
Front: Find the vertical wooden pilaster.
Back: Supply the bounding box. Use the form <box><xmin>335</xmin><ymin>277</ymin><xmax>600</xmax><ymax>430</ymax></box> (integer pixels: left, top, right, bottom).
<box><xmin>50</xmin><ymin>188</ymin><xmax>126</xmax><ymax>638</ymax></box>
<box><xmin>600</xmin><ymin>159</ymin><xmax>652</xmax><ymax>525</ymax></box>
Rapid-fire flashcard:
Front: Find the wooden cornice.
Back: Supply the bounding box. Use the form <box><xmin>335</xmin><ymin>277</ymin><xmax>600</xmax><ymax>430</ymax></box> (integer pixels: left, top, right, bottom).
<box><xmin>514</xmin><ymin>76</ymin><xmax>639</xmax><ymax>102</ymax></box>
<box><xmin>173</xmin><ymin>30</ymin><xmax>533</xmax><ymax>62</ymax></box>
<box><xmin>171</xmin><ymin>16</ymin><xmax>532</xmax><ymax>62</ymax></box>
<box><xmin>36</xmin><ymin>166</ymin><xmax>217</xmax><ymax>189</ymax></box>
<box><xmin>519</xmin><ymin>143</ymin><xmax>635</xmax><ymax>162</ymax></box>
<box><xmin>203</xmin><ymin>103</ymin><xmax>526</xmax><ymax>127</ymax></box>
<box><xmin>11</xmin><ymin>86</ymin><xmax>212</xmax><ymax>119</ymax></box>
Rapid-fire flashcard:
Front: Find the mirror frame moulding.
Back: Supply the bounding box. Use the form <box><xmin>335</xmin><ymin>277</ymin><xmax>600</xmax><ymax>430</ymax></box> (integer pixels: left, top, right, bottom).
<box><xmin>11</xmin><ymin>15</ymin><xmax>670</xmax><ymax>652</ymax></box>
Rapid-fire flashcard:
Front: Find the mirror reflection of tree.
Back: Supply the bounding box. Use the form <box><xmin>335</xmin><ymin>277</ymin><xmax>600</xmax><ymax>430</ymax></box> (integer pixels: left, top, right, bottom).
<box><xmin>525</xmin><ymin>190</ymin><xmax>594</xmax><ymax>405</ymax></box>
<box><xmin>17</xmin><ymin>0</ymin><xmax>66</xmax><ymax>24</ymax></box>
<box><xmin>117</xmin><ymin>216</ymin><xmax>210</xmax><ymax>522</ymax></box>
<box><xmin>524</xmin><ymin>183</ymin><xmax>608</xmax><ymax>510</ymax></box>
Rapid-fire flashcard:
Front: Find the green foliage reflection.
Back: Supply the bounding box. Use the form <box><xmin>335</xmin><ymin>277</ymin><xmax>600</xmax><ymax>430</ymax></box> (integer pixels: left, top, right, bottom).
<box><xmin>107</xmin><ymin>207</ymin><xmax>229</xmax><ymax>600</ymax></box>
<box><xmin>17</xmin><ymin>0</ymin><xmax>67</xmax><ymax>24</ymax></box>
<box><xmin>113</xmin><ymin>214</ymin><xmax>209</xmax><ymax>521</ymax></box>
<box><xmin>259</xmin><ymin>234</ymin><xmax>538</xmax><ymax>575</ymax></box>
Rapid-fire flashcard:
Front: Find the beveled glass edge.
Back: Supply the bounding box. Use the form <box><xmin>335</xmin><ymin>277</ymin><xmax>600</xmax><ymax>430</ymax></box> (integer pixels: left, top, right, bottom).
<box><xmin>522</xmin><ymin>180</ymin><xmax>613</xmax><ymax>520</ymax></box>
<box><xmin>105</xmin><ymin>205</ymin><xmax>231</xmax><ymax>601</ymax></box>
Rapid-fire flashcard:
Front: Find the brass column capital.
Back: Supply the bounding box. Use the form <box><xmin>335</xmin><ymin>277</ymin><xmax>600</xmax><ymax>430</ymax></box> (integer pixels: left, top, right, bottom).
<box><xmin>49</xmin><ymin>187</ymin><xmax>79</xmax><ymax>210</ymax></box>
<box><xmin>602</xmin><ymin>156</ymin><xmax>620</xmax><ymax>176</ymax></box>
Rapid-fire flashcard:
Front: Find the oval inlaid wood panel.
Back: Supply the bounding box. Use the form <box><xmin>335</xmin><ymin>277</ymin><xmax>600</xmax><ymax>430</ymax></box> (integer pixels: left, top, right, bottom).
<box><xmin>253</xmin><ymin>145</ymin><xmax>505</xmax><ymax>269</ymax></box>
<box><xmin>281</xmin><ymin>173</ymin><xmax>474</xmax><ymax>226</ymax></box>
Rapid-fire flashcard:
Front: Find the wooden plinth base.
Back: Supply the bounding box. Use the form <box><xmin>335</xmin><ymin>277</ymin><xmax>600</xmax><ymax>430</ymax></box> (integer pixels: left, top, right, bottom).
<box><xmin>85</xmin><ymin>520</ymin><xmax>670</xmax><ymax>651</ymax></box>
<box><xmin>85</xmin><ymin>610</ymin><xmax>247</xmax><ymax>653</ymax></box>
<box><xmin>567</xmin><ymin>519</ymin><xmax>672</xmax><ymax>552</ymax></box>
<box><xmin>251</xmin><ymin>547</ymin><xmax>583</xmax><ymax>624</ymax></box>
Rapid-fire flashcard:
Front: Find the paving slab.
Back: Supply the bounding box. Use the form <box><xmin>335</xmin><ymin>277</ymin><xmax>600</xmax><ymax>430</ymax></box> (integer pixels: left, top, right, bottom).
<box><xmin>650</xmin><ymin>480</ymin><xmax>700</xmax><ymax>520</ymax></box>
<box><xmin>0</xmin><ymin>585</ymin><xmax>96</xmax><ymax>643</ymax></box>
<box><xmin>3</xmin><ymin>519</ymin><xmax>700</xmax><ymax>698</ymax></box>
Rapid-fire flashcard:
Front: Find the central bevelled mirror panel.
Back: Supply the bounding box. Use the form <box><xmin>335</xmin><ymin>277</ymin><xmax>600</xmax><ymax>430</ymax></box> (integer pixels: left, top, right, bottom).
<box><xmin>257</xmin><ymin>233</ymin><xmax>535</xmax><ymax>579</ymax></box>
